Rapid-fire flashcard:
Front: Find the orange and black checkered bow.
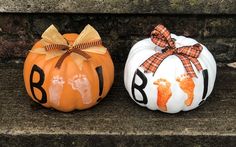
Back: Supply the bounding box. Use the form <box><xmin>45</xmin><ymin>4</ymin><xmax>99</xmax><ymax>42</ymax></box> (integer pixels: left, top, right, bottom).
<box><xmin>140</xmin><ymin>24</ymin><xmax>203</xmax><ymax>78</ymax></box>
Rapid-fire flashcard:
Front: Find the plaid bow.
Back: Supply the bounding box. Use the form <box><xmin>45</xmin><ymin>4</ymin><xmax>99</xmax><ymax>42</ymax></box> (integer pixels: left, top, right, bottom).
<box><xmin>140</xmin><ymin>24</ymin><xmax>203</xmax><ymax>78</ymax></box>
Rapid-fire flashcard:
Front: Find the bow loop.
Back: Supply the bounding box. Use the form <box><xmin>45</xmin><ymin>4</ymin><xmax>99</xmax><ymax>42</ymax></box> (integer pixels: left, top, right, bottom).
<box><xmin>151</xmin><ymin>24</ymin><xmax>175</xmax><ymax>49</ymax></box>
<box><xmin>175</xmin><ymin>43</ymin><xmax>203</xmax><ymax>58</ymax></box>
<box><xmin>73</xmin><ymin>24</ymin><xmax>102</xmax><ymax>46</ymax></box>
<box><xmin>41</xmin><ymin>25</ymin><xmax>68</xmax><ymax>45</ymax></box>
<box><xmin>141</xmin><ymin>24</ymin><xmax>203</xmax><ymax>78</ymax></box>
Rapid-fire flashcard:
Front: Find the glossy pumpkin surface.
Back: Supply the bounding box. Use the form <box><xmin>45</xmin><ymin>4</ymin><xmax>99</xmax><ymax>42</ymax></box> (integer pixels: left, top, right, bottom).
<box><xmin>124</xmin><ymin>34</ymin><xmax>216</xmax><ymax>113</ymax></box>
<box><xmin>24</xmin><ymin>34</ymin><xmax>114</xmax><ymax>112</ymax></box>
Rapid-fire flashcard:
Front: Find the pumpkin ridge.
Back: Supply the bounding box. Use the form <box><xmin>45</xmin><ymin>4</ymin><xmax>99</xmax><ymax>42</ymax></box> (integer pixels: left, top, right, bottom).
<box><xmin>65</xmin><ymin>56</ymin><xmax>80</xmax><ymax>110</ymax></box>
<box><xmin>42</xmin><ymin>56</ymin><xmax>59</xmax><ymax>108</ymax></box>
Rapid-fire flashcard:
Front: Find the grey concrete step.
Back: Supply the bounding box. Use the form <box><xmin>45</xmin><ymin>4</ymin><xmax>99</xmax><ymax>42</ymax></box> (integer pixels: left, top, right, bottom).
<box><xmin>0</xmin><ymin>61</ymin><xmax>235</xmax><ymax>146</ymax></box>
<box><xmin>0</xmin><ymin>0</ymin><xmax>235</xmax><ymax>14</ymax></box>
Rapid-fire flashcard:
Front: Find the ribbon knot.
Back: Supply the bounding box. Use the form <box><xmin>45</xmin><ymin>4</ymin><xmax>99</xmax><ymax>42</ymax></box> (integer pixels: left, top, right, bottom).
<box><xmin>30</xmin><ymin>24</ymin><xmax>107</xmax><ymax>69</ymax></box>
<box><xmin>44</xmin><ymin>39</ymin><xmax>102</xmax><ymax>68</ymax></box>
<box><xmin>141</xmin><ymin>24</ymin><xmax>203</xmax><ymax>78</ymax></box>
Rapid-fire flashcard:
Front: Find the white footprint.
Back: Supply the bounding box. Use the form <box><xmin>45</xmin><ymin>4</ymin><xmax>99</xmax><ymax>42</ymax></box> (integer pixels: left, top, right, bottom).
<box><xmin>69</xmin><ymin>74</ymin><xmax>92</xmax><ymax>105</ymax></box>
<box><xmin>49</xmin><ymin>75</ymin><xmax>65</xmax><ymax>106</ymax></box>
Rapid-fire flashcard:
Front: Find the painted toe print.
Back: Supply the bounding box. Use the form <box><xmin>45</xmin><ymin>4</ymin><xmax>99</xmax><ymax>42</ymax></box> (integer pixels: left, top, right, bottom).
<box><xmin>153</xmin><ymin>78</ymin><xmax>172</xmax><ymax>111</ymax></box>
<box><xmin>176</xmin><ymin>74</ymin><xmax>195</xmax><ymax>106</ymax></box>
<box><xmin>69</xmin><ymin>74</ymin><xmax>92</xmax><ymax>105</ymax></box>
<box><xmin>49</xmin><ymin>75</ymin><xmax>65</xmax><ymax>106</ymax></box>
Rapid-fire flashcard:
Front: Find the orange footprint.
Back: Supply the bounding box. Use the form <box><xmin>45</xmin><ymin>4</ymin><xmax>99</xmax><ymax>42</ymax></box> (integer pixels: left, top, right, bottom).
<box><xmin>176</xmin><ymin>74</ymin><xmax>195</xmax><ymax>106</ymax></box>
<box><xmin>153</xmin><ymin>78</ymin><xmax>172</xmax><ymax>111</ymax></box>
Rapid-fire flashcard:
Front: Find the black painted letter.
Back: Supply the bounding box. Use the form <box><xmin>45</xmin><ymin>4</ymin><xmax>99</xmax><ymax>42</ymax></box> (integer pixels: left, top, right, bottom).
<box><xmin>131</xmin><ymin>69</ymin><xmax>148</xmax><ymax>104</ymax></box>
<box><xmin>96</xmin><ymin>66</ymin><xmax>104</xmax><ymax>96</ymax></box>
<box><xmin>30</xmin><ymin>65</ymin><xmax>47</xmax><ymax>103</ymax></box>
<box><xmin>199</xmin><ymin>69</ymin><xmax>209</xmax><ymax>105</ymax></box>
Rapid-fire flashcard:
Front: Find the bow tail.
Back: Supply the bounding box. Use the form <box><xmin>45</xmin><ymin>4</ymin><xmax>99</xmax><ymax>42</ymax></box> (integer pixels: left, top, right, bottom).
<box><xmin>55</xmin><ymin>51</ymin><xmax>72</xmax><ymax>69</ymax></box>
<box><xmin>188</xmin><ymin>57</ymin><xmax>203</xmax><ymax>72</ymax></box>
<box><xmin>176</xmin><ymin>54</ymin><xmax>197</xmax><ymax>78</ymax></box>
<box><xmin>55</xmin><ymin>49</ymin><xmax>91</xmax><ymax>69</ymax></box>
<box><xmin>140</xmin><ymin>51</ymin><xmax>171</xmax><ymax>75</ymax></box>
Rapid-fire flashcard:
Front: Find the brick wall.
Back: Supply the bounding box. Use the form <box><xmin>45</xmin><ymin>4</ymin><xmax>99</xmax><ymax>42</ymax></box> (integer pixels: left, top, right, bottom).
<box><xmin>0</xmin><ymin>0</ymin><xmax>235</xmax><ymax>63</ymax></box>
<box><xmin>0</xmin><ymin>14</ymin><xmax>235</xmax><ymax>63</ymax></box>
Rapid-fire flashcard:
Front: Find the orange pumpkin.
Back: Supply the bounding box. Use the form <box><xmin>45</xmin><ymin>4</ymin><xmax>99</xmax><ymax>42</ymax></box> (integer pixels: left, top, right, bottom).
<box><xmin>23</xmin><ymin>25</ymin><xmax>114</xmax><ymax>112</ymax></box>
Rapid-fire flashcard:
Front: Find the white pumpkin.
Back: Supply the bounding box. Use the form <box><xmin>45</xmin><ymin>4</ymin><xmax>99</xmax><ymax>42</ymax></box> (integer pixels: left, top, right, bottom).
<box><xmin>124</xmin><ymin>34</ymin><xmax>217</xmax><ymax>113</ymax></box>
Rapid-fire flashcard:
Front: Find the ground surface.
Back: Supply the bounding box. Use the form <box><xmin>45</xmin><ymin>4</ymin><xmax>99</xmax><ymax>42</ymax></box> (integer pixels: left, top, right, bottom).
<box><xmin>0</xmin><ymin>62</ymin><xmax>235</xmax><ymax>146</ymax></box>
